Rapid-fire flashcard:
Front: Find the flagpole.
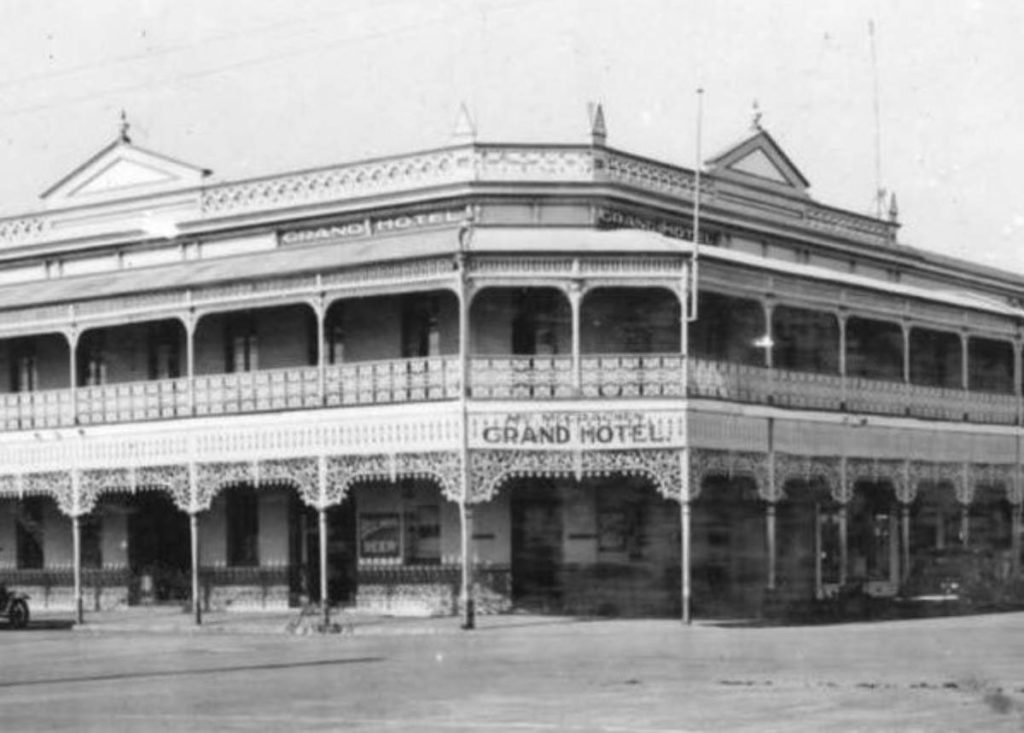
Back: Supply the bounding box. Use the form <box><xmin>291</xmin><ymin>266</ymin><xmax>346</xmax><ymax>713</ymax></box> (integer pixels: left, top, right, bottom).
<box><xmin>681</xmin><ymin>87</ymin><xmax>704</xmax><ymax>626</ymax></box>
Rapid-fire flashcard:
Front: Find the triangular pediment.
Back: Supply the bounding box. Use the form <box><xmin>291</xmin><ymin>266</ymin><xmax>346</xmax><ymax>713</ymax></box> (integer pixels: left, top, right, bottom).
<box><xmin>42</xmin><ymin>139</ymin><xmax>211</xmax><ymax>206</ymax></box>
<box><xmin>706</xmin><ymin>129</ymin><xmax>810</xmax><ymax>196</ymax></box>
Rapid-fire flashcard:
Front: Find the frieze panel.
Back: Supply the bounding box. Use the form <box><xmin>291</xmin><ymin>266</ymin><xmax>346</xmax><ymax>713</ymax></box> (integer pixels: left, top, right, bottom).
<box><xmin>909</xmin><ymin>461</ymin><xmax>968</xmax><ymax>505</ymax></box>
<box><xmin>774</xmin><ymin>453</ymin><xmax>841</xmax><ymax>502</ymax></box>
<box><xmin>690</xmin><ymin>448</ymin><xmax>766</xmax><ymax>501</ymax></box>
<box><xmin>847</xmin><ymin>458</ymin><xmax>910</xmax><ymax>503</ymax></box>
<box><xmin>194</xmin><ymin>461</ymin><xmax>256</xmax><ymax>511</ymax></box>
<box><xmin>259</xmin><ymin>457</ymin><xmax>319</xmax><ymax>507</ymax></box>
<box><xmin>468</xmin><ymin>450</ymin><xmax>576</xmax><ymax>504</ymax></box>
<box><xmin>325</xmin><ymin>452</ymin><xmax>463</xmax><ymax>505</ymax></box>
<box><xmin>24</xmin><ymin>471</ymin><xmax>73</xmax><ymax>515</ymax></box>
<box><xmin>579</xmin><ymin>449</ymin><xmax>683</xmax><ymax>502</ymax></box>
<box><xmin>969</xmin><ymin>463</ymin><xmax>1019</xmax><ymax>505</ymax></box>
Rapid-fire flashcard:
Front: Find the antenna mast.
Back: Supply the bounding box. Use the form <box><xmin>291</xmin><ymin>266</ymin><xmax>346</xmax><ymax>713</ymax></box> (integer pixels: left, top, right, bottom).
<box><xmin>869</xmin><ymin>19</ymin><xmax>885</xmax><ymax>218</ymax></box>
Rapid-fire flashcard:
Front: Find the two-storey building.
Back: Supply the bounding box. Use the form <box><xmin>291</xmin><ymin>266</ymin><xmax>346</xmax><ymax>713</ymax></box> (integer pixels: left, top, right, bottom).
<box><xmin>0</xmin><ymin>107</ymin><xmax>1019</xmax><ymax>622</ymax></box>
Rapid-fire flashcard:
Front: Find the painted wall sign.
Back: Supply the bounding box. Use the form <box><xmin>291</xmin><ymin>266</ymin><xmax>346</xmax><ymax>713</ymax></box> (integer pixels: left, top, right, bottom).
<box><xmin>280</xmin><ymin>209</ymin><xmax>465</xmax><ymax>245</ymax></box>
<box><xmin>596</xmin><ymin>208</ymin><xmax>719</xmax><ymax>245</ymax></box>
<box><xmin>471</xmin><ymin>411</ymin><xmax>684</xmax><ymax>449</ymax></box>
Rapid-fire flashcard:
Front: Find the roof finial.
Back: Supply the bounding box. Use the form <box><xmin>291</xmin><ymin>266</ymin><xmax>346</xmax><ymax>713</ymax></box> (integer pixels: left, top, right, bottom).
<box><xmin>119</xmin><ymin>109</ymin><xmax>132</xmax><ymax>144</ymax></box>
<box><xmin>588</xmin><ymin>102</ymin><xmax>607</xmax><ymax>146</ymax></box>
<box><xmin>888</xmin><ymin>191</ymin><xmax>899</xmax><ymax>222</ymax></box>
<box><xmin>751</xmin><ymin>99</ymin><xmax>763</xmax><ymax>132</ymax></box>
<box><xmin>451</xmin><ymin>102</ymin><xmax>476</xmax><ymax>144</ymax></box>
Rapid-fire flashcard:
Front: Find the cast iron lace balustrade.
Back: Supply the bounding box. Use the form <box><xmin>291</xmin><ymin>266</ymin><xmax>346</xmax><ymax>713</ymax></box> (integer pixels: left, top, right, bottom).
<box><xmin>580</xmin><ymin>353</ymin><xmax>684</xmax><ymax>398</ymax></box>
<box><xmin>0</xmin><ymin>388</ymin><xmax>75</xmax><ymax>430</ymax></box>
<box><xmin>78</xmin><ymin>378</ymin><xmax>190</xmax><ymax>425</ymax></box>
<box><xmin>468</xmin><ymin>356</ymin><xmax>574</xmax><ymax>399</ymax></box>
<box><xmin>325</xmin><ymin>357</ymin><xmax>461</xmax><ymax>405</ymax></box>
<box><xmin>194</xmin><ymin>368</ymin><xmax>321</xmax><ymax>416</ymax></box>
<box><xmin>0</xmin><ymin>354</ymin><xmax>1018</xmax><ymax>430</ymax></box>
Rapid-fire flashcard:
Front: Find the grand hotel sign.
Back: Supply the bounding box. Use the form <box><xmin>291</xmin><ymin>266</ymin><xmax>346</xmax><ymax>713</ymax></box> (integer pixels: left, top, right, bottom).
<box><xmin>469</xmin><ymin>411</ymin><xmax>687</xmax><ymax>450</ymax></box>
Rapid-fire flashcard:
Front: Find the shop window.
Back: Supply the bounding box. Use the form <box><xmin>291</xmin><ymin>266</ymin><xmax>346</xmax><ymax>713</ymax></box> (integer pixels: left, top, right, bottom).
<box><xmin>81</xmin><ymin>514</ymin><xmax>102</xmax><ymax>569</ymax></box>
<box><xmin>226</xmin><ymin>488</ymin><xmax>259</xmax><ymax>567</ymax></box>
<box><xmin>147</xmin><ymin>323</ymin><xmax>181</xmax><ymax>380</ymax></box>
<box><xmin>225</xmin><ymin>315</ymin><xmax>258</xmax><ymax>373</ymax></box>
<box><xmin>10</xmin><ymin>339</ymin><xmax>37</xmax><ymax>393</ymax></box>
<box><xmin>358</xmin><ymin>495</ymin><xmax>441</xmax><ymax>564</ymax></box>
<box><xmin>16</xmin><ymin>498</ymin><xmax>45</xmax><ymax>569</ymax></box>
<box><xmin>404</xmin><ymin>505</ymin><xmax>441</xmax><ymax>564</ymax></box>
<box><xmin>359</xmin><ymin>513</ymin><xmax>401</xmax><ymax>560</ymax></box>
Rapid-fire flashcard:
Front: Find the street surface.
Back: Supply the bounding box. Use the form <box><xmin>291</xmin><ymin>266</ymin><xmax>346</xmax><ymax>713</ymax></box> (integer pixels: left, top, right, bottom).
<box><xmin>0</xmin><ymin>612</ymin><xmax>1022</xmax><ymax>731</ymax></box>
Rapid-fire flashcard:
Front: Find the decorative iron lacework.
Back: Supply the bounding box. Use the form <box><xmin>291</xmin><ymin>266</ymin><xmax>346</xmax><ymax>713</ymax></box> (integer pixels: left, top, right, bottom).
<box><xmin>468</xmin><ymin>450</ymin><xmax>576</xmax><ymax>504</ymax></box>
<box><xmin>773</xmin><ymin>453</ymin><xmax>841</xmax><ymax>502</ymax></box>
<box><xmin>690</xmin><ymin>448</ymin><xmax>767</xmax><ymax>502</ymax></box>
<box><xmin>908</xmin><ymin>461</ymin><xmax>968</xmax><ymax>505</ymax></box>
<box><xmin>194</xmin><ymin>461</ymin><xmax>256</xmax><ymax>511</ymax></box>
<box><xmin>846</xmin><ymin>458</ymin><xmax>911</xmax><ymax>504</ymax></box>
<box><xmin>468</xmin><ymin>449</ymin><xmax>685</xmax><ymax>504</ymax></box>
<box><xmin>579</xmin><ymin>450</ymin><xmax>683</xmax><ymax>502</ymax></box>
<box><xmin>968</xmin><ymin>463</ymin><xmax>1019</xmax><ymax>505</ymax></box>
<box><xmin>259</xmin><ymin>457</ymin><xmax>319</xmax><ymax>507</ymax></box>
<box><xmin>23</xmin><ymin>471</ymin><xmax>73</xmax><ymax>515</ymax></box>
<box><xmin>325</xmin><ymin>452</ymin><xmax>462</xmax><ymax>505</ymax></box>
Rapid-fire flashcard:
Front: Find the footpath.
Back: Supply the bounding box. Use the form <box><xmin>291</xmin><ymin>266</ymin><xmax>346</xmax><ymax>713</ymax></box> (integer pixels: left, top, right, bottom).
<box><xmin>34</xmin><ymin>606</ymin><xmax>583</xmax><ymax>637</ymax></box>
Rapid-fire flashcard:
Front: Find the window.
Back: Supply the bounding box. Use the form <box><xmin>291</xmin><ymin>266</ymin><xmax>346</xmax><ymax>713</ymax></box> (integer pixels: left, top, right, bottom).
<box><xmin>16</xmin><ymin>498</ymin><xmax>45</xmax><ymax>569</ymax></box>
<box><xmin>147</xmin><ymin>323</ymin><xmax>181</xmax><ymax>380</ymax></box>
<box><xmin>402</xmin><ymin>297</ymin><xmax>441</xmax><ymax>358</ymax></box>
<box><xmin>79</xmin><ymin>332</ymin><xmax>107</xmax><ymax>386</ymax></box>
<box><xmin>327</xmin><ymin>322</ymin><xmax>345</xmax><ymax>365</ymax></box>
<box><xmin>404</xmin><ymin>505</ymin><xmax>441</xmax><ymax>564</ymax></box>
<box><xmin>226</xmin><ymin>488</ymin><xmax>259</xmax><ymax>566</ymax></box>
<box><xmin>10</xmin><ymin>339</ymin><xmax>37</xmax><ymax>393</ymax></box>
<box><xmin>225</xmin><ymin>315</ymin><xmax>258</xmax><ymax>373</ymax></box>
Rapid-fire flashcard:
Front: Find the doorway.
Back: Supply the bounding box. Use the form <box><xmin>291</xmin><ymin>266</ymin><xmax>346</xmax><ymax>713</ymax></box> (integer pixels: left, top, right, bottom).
<box><xmin>511</xmin><ymin>481</ymin><xmax>563</xmax><ymax>610</ymax></box>
<box><xmin>127</xmin><ymin>492</ymin><xmax>190</xmax><ymax>604</ymax></box>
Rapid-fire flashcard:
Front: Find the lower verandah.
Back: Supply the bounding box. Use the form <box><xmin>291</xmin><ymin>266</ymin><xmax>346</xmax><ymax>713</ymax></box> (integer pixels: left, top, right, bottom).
<box><xmin>0</xmin><ymin>474</ymin><xmax>1017</xmax><ymax>618</ymax></box>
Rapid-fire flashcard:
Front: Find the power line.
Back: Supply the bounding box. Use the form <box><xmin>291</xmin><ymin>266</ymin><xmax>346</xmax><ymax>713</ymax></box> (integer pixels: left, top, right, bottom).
<box><xmin>1</xmin><ymin>0</ymin><xmax>537</xmax><ymax>118</ymax></box>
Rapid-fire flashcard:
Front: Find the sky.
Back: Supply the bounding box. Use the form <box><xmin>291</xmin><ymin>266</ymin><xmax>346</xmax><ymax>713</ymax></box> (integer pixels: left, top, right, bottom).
<box><xmin>0</xmin><ymin>0</ymin><xmax>1020</xmax><ymax>271</ymax></box>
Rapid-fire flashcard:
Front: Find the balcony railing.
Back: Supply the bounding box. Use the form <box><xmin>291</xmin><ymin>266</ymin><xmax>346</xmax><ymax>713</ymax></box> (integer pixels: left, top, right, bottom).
<box><xmin>468</xmin><ymin>356</ymin><xmax>574</xmax><ymax>399</ymax></box>
<box><xmin>0</xmin><ymin>355</ymin><xmax>1018</xmax><ymax>431</ymax></box>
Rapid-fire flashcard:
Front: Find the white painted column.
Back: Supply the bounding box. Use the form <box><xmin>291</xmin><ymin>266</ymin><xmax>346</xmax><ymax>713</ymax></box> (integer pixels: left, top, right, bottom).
<box><xmin>569</xmin><ymin>282</ymin><xmax>582</xmax><ymax>396</ymax></box>
<box><xmin>900</xmin><ymin>504</ymin><xmax>911</xmax><ymax>583</ymax></box>
<box><xmin>67</xmin><ymin>328</ymin><xmax>79</xmax><ymax>425</ymax></box>
<box><xmin>72</xmin><ymin>514</ymin><xmax>83</xmax><ymax>624</ymax></box>
<box><xmin>185</xmin><ymin>312</ymin><xmax>197</xmax><ymax>416</ymax></box>
<box><xmin>765</xmin><ymin>503</ymin><xmax>777</xmax><ymax>591</ymax></box>
<box><xmin>319</xmin><ymin>506</ymin><xmax>329</xmax><ymax>627</ymax></box>
<box><xmin>838</xmin><ymin>505</ymin><xmax>849</xmax><ymax>586</ymax></box>
<box><xmin>681</xmin><ymin>499</ymin><xmax>691</xmax><ymax>624</ymax></box>
<box><xmin>315</xmin><ymin>291</ymin><xmax>327</xmax><ymax>406</ymax></box>
<box><xmin>838</xmin><ymin>313</ymin><xmax>848</xmax><ymax>409</ymax></box>
<box><xmin>190</xmin><ymin>512</ymin><xmax>201</xmax><ymax>625</ymax></box>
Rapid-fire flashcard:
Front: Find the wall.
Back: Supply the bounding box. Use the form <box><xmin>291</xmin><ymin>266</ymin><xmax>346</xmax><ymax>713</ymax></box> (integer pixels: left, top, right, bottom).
<box><xmin>194</xmin><ymin>305</ymin><xmax>313</xmax><ymax>375</ymax></box>
<box><xmin>580</xmin><ymin>289</ymin><xmax>680</xmax><ymax>354</ymax></box>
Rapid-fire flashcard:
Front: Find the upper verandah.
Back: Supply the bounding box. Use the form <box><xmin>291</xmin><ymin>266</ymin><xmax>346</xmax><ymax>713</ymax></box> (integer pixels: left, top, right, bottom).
<box><xmin>0</xmin><ymin>106</ymin><xmax>897</xmax><ymax>257</ymax></box>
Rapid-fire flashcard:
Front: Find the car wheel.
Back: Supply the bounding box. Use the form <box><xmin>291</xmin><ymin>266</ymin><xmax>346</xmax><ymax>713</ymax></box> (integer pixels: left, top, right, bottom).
<box><xmin>8</xmin><ymin>599</ymin><xmax>28</xmax><ymax>629</ymax></box>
